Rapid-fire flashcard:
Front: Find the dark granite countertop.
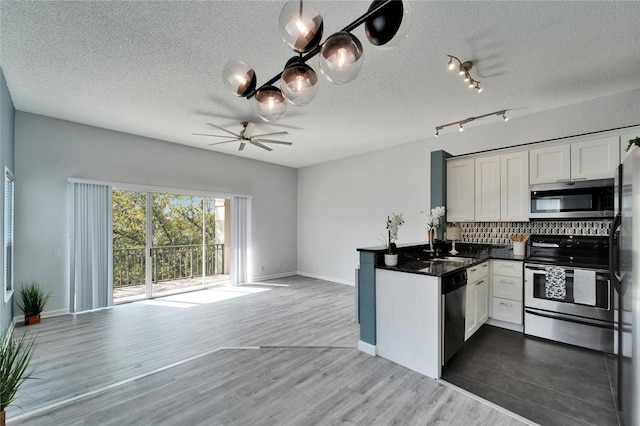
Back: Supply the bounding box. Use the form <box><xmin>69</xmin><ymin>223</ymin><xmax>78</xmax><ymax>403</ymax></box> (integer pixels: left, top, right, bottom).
<box><xmin>359</xmin><ymin>242</ymin><xmax>526</xmax><ymax>277</ymax></box>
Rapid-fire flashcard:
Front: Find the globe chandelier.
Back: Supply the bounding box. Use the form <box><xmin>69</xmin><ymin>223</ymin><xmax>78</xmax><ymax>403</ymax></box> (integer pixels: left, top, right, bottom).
<box><xmin>222</xmin><ymin>0</ymin><xmax>412</xmax><ymax>122</ymax></box>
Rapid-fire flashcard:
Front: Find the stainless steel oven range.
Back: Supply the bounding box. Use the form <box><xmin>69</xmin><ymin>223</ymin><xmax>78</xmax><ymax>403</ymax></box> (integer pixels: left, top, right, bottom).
<box><xmin>524</xmin><ymin>234</ymin><xmax>615</xmax><ymax>353</ymax></box>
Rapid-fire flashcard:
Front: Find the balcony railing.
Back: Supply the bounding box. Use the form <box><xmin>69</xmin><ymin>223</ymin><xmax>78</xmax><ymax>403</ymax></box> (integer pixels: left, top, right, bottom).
<box><xmin>113</xmin><ymin>244</ymin><xmax>225</xmax><ymax>288</ymax></box>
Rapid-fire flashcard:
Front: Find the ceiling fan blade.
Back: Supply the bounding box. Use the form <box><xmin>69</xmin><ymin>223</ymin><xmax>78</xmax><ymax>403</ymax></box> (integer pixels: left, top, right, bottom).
<box><xmin>251</xmin><ymin>140</ymin><xmax>273</xmax><ymax>151</ymax></box>
<box><xmin>252</xmin><ymin>138</ymin><xmax>293</xmax><ymax>146</ymax></box>
<box><xmin>243</xmin><ymin>122</ymin><xmax>256</xmax><ymax>138</ymax></box>
<box><xmin>193</xmin><ymin>133</ymin><xmax>238</xmax><ymax>138</ymax></box>
<box><xmin>239</xmin><ymin>142</ymin><xmax>246</xmax><ymax>151</ymax></box>
<box><xmin>252</xmin><ymin>131</ymin><xmax>289</xmax><ymax>138</ymax></box>
<box><xmin>208</xmin><ymin>139</ymin><xmax>239</xmax><ymax>146</ymax></box>
<box><xmin>206</xmin><ymin>122</ymin><xmax>241</xmax><ymax>138</ymax></box>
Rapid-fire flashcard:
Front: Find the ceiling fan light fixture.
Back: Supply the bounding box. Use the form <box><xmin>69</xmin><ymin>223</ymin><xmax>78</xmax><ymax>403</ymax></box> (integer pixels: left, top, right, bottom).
<box><xmin>364</xmin><ymin>0</ymin><xmax>412</xmax><ymax>49</ymax></box>
<box><xmin>281</xmin><ymin>61</ymin><xmax>319</xmax><ymax>106</ymax></box>
<box><xmin>318</xmin><ymin>31</ymin><xmax>364</xmax><ymax>85</ymax></box>
<box><xmin>254</xmin><ymin>86</ymin><xmax>288</xmax><ymax>122</ymax></box>
<box><xmin>222</xmin><ymin>60</ymin><xmax>257</xmax><ymax>97</ymax></box>
<box><xmin>279</xmin><ymin>0</ymin><xmax>324</xmax><ymax>53</ymax></box>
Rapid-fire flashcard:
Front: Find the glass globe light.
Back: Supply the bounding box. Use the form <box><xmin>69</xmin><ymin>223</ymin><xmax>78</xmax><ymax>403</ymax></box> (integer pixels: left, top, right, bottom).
<box><xmin>365</xmin><ymin>0</ymin><xmax>412</xmax><ymax>50</ymax></box>
<box><xmin>280</xmin><ymin>62</ymin><xmax>319</xmax><ymax>106</ymax></box>
<box><xmin>254</xmin><ymin>86</ymin><xmax>287</xmax><ymax>122</ymax></box>
<box><xmin>278</xmin><ymin>0</ymin><xmax>324</xmax><ymax>53</ymax></box>
<box><xmin>318</xmin><ymin>31</ymin><xmax>364</xmax><ymax>85</ymax></box>
<box><xmin>222</xmin><ymin>60</ymin><xmax>256</xmax><ymax>97</ymax></box>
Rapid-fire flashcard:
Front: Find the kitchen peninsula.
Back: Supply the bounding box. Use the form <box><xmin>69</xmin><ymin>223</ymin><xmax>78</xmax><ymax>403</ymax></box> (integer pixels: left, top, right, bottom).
<box><xmin>357</xmin><ymin>242</ymin><xmax>523</xmax><ymax>379</ymax></box>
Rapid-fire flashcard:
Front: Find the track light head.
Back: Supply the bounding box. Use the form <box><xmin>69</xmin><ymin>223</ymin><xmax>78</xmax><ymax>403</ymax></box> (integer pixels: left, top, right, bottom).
<box><xmin>502</xmin><ymin>112</ymin><xmax>509</xmax><ymax>121</ymax></box>
<box><xmin>459</xmin><ymin>123</ymin><xmax>464</xmax><ymax>132</ymax></box>
<box><xmin>435</xmin><ymin>129</ymin><xmax>439</xmax><ymax>137</ymax></box>
<box><xmin>447</xmin><ymin>57</ymin><xmax>455</xmax><ymax>70</ymax></box>
<box><xmin>475</xmin><ymin>83</ymin><xmax>482</xmax><ymax>93</ymax></box>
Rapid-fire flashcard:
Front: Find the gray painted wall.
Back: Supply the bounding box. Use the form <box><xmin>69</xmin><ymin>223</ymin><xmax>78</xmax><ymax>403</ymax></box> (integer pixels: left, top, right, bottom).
<box><xmin>297</xmin><ymin>89</ymin><xmax>640</xmax><ymax>285</ymax></box>
<box><xmin>1</xmin><ymin>68</ymin><xmax>16</xmax><ymax>333</ymax></box>
<box><xmin>14</xmin><ymin>113</ymin><xmax>297</xmax><ymax>315</ymax></box>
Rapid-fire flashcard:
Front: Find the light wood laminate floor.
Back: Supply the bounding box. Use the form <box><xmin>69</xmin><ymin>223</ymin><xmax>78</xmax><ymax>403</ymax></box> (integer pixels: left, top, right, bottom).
<box><xmin>8</xmin><ymin>276</ymin><xmax>531</xmax><ymax>425</ymax></box>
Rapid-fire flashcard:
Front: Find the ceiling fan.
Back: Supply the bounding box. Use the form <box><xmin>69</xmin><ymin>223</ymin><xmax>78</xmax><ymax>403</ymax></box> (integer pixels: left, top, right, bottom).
<box><xmin>193</xmin><ymin>121</ymin><xmax>292</xmax><ymax>151</ymax></box>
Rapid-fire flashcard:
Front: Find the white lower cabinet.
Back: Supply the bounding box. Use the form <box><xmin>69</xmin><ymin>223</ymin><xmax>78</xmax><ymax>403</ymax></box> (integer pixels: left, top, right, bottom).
<box><xmin>465</xmin><ymin>262</ymin><xmax>489</xmax><ymax>340</ymax></box>
<box><xmin>490</xmin><ymin>260</ymin><xmax>523</xmax><ymax>327</ymax></box>
<box><xmin>492</xmin><ymin>298</ymin><xmax>523</xmax><ymax>324</ymax></box>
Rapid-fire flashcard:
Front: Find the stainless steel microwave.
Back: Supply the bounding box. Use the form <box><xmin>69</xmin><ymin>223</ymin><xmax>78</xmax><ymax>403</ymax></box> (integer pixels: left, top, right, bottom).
<box><xmin>529</xmin><ymin>178</ymin><xmax>615</xmax><ymax>219</ymax></box>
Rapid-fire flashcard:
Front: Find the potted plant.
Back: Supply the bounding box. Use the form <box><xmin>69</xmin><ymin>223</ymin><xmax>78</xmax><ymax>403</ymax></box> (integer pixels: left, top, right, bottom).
<box><xmin>421</xmin><ymin>206</ymin><xmax>446</xmax><ymax>252</ymax></box>
<box><xmin>16</xmin><ymin>281</ymin><xmax>51</xmax><ymax>326</ymax></box>
<box><xmin>0</xmin><ymin>328</ymin><xmax>37</xmax><ymax>426</ymax></box>
<box><xmin>625</xmin><ymin>136</ymin><xmax>640</xmax><ymax>152</ymax></box>
<box><xmin>383</xmin><ymin>213</ymin><xmax>404</xmax><ymax>266</ymax></box>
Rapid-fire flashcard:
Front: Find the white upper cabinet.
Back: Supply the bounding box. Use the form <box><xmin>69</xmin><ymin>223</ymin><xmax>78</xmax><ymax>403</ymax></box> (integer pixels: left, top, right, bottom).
<box><xmin>571</xmin><ymin>137</ymin><xmax>619</xmax><ymax>180</ymax></box>
<box><xmin>447</xmin><ymin>158</ymin><xmax>475</xmax><ymax>222</ymax></box>
<box><xmin>500</xmin><ymin>151</ymin><xmax>530</xmax><ymax>222</ymax></box>
<box><xmin>529</xmin><ymin>144</ymin><xmax>571</xmax><ymax>184</ymax></box>
<box><xmin>475</xmin><ymin>155</ymin><xmax>501</xmax><ymax>221</ymax></box>
<box><xmin>530</xmin><ymin>137</ymin><xmax>619</xmax><ymax>184</ymax></box>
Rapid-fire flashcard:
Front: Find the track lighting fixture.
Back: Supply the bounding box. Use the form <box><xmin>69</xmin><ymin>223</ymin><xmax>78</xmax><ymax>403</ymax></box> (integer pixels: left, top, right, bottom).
<box><xmin>447</xmin><ymin>55</ymin><xmax>482</xmax><ymax>93</ymax></box>
<box><xmin>222</xmin><ymin>0</ymin><xmax>412</xmax><ymax>122</ymax></box>
<box><xmin>434</xmin><ymin>110</ymin><xmax>508</xmax><ymax>137</ymax></box>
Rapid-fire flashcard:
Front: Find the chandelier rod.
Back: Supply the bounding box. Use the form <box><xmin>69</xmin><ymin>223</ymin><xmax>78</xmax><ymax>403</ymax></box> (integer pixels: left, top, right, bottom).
<box><xmin>246</xmin><ymin>0</ymin><xmax>394</xmax><ymax>99</ymax></box>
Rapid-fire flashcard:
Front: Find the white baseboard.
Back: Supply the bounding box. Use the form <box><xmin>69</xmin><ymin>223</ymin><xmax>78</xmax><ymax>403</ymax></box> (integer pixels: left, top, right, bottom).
<box><xmin>251</xmin><ymin>272</ymin><xmax>297</xmax><ymax>282</ymax></box>
<box><xmin>296</xmin><ymin>271</ymin><xmax>354</xmax><ymax>286</ymax></box>
<box><xmin>358</xmin><ymin>340</ymin><xmax>377</xmax><ymax>356</ymax></box>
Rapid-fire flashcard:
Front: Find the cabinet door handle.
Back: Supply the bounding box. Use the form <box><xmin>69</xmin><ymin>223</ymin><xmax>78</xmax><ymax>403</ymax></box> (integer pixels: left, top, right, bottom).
<box><xmin>470</xmin><ymin>268</ymin><xmax>477</xmax><ymax>273</ymax></box>
<box><xmin>572</xmin><ymin>177</ymin><xmax>587</xmax><ymax>181</ymax></box>
<box><xmin>556</xmin><ymin>179</ymin><xmax>571</xmax><ymax>182</ymax></box>
<box><xmin>501</xmin><ymin>264</ymin><xmax>514</xmax><ymax>268</ymax></box>
<box><xmin>482</xmin><ymin>264</ymin><xmax>488</xmax><ymax>268</ymax></box>
<box><xmin>476</xmin><ymin>280</ymin><xmax>484</xmax><ymax>286</ymax></box>
<box><xmin>500</xmin><ymin>302</ymin><xmax>513</xmax><ymax>307</ymax></box>
<box><xmin>501</xmin><ymin>280</ymin><xmax>515</xmax><ymax>284</ymax></box>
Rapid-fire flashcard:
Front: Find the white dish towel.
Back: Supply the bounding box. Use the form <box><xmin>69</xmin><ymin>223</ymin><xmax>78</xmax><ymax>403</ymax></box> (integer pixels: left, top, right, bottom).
<box><xmin>573</xmin><ymin>269</ymin><xmax>596</xmax><ymax>306</ymax></box>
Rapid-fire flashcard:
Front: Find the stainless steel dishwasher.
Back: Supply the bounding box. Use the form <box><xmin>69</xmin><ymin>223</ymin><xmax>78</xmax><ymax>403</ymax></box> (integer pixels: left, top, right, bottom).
<box><xmin>442</xmin><ymin>269</ymin><xmax>468</xmax><ymax>365</ymax></box>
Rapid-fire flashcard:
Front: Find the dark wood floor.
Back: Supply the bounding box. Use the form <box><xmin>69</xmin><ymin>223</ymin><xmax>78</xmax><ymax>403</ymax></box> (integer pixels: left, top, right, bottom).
<box><xmin>7</xmin><ymin>276</ymin><xmax>529</xmax><ymax>425</ymax></box>
<box><xmin>442</xmin><ymin>324</ymin><xmax>619</xmax><ymax>426</ymax></box>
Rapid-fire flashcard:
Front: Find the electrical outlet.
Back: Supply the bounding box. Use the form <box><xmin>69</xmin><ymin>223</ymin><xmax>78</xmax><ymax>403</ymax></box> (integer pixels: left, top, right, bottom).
<box><xmin>53</xmin><ymin>249</ymin><xmax>61</xmax><ymax>257</ymax></box>
<box><xmin>260</xmin><ymin>266</ymin><xmax>264</xmax><ymax>271</ymax></box>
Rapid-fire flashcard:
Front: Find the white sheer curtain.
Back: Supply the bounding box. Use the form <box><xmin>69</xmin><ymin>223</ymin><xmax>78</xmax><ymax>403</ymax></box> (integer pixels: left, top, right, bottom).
<box><xmin>229</xmin><ymin>196</ymin><xmax>251</xmax><ymax>285</ymax></box>
<box><xmin>69</xmin><ymin>182</ymin><xmax>113</xmax><ymax>312</ymax></box>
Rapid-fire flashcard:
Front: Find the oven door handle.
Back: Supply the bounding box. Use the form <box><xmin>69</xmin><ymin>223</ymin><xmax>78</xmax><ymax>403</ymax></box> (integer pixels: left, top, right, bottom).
<box><xmin>525</xmin><ymin>265</ymin><xmax>550</xmax><ymax>272</ymax></box>
<box><xmin>525</xmin><ymin>309</ymin><xmax>614</xmax><ymax>330</ymax></box>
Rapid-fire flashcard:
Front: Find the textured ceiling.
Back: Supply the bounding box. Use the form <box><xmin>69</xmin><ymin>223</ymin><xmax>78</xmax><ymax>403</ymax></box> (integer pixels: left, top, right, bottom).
<box><xmin>1</xmin><ymin>1</ymin><xmax>639</xmax><ymax>168</ymax></box>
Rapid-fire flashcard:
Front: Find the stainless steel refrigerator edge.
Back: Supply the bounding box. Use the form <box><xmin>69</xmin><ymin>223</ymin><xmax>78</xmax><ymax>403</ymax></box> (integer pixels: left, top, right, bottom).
<box><xmin>611</xmin><ymin>148</ymin><xmax>640</xmax><ymax>426</ymax></box>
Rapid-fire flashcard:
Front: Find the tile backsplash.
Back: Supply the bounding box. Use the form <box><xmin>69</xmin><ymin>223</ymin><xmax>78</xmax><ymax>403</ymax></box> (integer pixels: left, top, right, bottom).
<box><xmin>449</xmin><ymin>220</ymin><xmax>612</xmax><ymax>245</ymax></box>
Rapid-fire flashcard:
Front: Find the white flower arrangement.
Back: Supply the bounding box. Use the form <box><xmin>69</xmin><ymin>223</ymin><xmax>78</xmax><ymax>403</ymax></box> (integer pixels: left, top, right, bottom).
<box><xmin>379</xmin><ymin>212</ymin><xmax>404</xmax><ymax>254</ymax></box>
<box><xmin>421</xmin><ymin>206</ymin><xmax>446</xmax><ymax>230</ymax></box>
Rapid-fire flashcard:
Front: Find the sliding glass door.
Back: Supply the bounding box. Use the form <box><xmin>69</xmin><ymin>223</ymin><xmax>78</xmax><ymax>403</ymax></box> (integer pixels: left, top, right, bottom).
<box><xmin>112</xmin><ymin>190</ymin><xmax>228</xmax><ymax>303</ymax></box>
